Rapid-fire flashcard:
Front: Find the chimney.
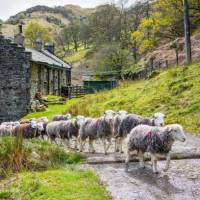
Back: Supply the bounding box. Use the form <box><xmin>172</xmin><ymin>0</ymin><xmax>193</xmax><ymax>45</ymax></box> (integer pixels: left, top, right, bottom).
<box><xmin>14</xmin><ymin>22</ymin><xmax>24</xmax><ymax>46</ymax></box>
<box><xmin>0</xmin><ymin>22</ymin><xmax>2</xmax><ymax>35</ymax></box>
<box><xmin>35</xmin><ymin>38</ymin><xmax>42</xmax><ymax>51</ymax></box>
<box><xmin>44</xmin><ymin>42</ymin><xmax>54</xmax><ymax>54</ymax></box>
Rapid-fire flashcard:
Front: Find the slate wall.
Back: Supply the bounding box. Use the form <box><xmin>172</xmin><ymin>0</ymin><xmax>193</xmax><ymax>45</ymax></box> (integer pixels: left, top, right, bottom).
<box><xmin>0</xmin><ymin>36</ymin><xmax>31</xmax><ymax>122</ymax></box>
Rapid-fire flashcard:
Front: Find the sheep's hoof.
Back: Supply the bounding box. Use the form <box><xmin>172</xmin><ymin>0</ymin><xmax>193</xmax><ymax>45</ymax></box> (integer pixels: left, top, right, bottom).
<box><xmin>115</xmin><ymin>149</ymin><xmax>119</xmax><ymax>152</ymax></box>
<box><xmin>153</xmin><ymin>171</ymin><xmax>159</xmax><ymax>174</ymax></box>
<box><xmin>120</xmin><ymin>151</ymin><xmax>124</xmax><ymax>154</ymax></box>
<box><xmin>104</xmin><ymin>152</ymin><xmax>108</xmax><ymax>155</ymax></box>
<box><xmin>125</xmin><ymin>164</ymin><xmax>129</xmax><ymax>172</ymax></box>
<box><xmin>139</xmin><ymin>166</ymin><xmax>145</xmax><ymax>169</ymax></box>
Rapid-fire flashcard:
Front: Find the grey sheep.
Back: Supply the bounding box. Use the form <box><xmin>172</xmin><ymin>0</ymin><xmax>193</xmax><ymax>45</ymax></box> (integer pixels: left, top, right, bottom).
<box><xmin>52</xmin><ymin>114</ymin><xmax>71</xmax><ymax>121</ymax></box>
<box><xmin>117</xmin><ymin>112</ymin><xmax>165</xmax><ymax>153</ymax></box>
<box><xmin>112</xmin><ymin>110</ymin><xmax>128</xmax><ymax>152</ymax></box>
<box><xmin>59</xmin><ymin>116</ymin><xmax>86</xmax><ymax>149</ymax></box>
<box><xmin>79</xmin><ymin>110</ymin><xmax>116</xmax><ymax>154</ymax></box>
<box><xmin>46</xmin><ymin>116</ymin><xmax>85</xmax><ymax>148</ymax></box>
<box><xmin>125</xmin><ymin>124</ymin><xmax>186</xmax><ymax>173</ymax></box>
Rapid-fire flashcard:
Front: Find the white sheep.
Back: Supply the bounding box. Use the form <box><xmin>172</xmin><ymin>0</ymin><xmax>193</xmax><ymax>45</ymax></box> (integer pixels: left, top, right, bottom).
<box><xmin>0</xmin><ymin>121</ymin><xmax>20</xmax><ymax>137</ymax></box>
<box><xmin>125</xmin><ymin>124</ymin><xmax>186</xmax><ymax>173</ymax></box>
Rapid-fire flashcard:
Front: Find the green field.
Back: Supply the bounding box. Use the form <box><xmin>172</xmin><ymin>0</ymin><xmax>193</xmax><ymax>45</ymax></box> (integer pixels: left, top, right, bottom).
<box><xmin>67</xmin><ymin>63</ymin><xmax>200</xmax><ymax>134</ymax></box>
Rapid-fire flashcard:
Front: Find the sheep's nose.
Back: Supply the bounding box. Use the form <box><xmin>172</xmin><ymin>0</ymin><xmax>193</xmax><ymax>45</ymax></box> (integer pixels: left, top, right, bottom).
<box><xmin>183</xmin><ymin>138</ymin><xmax>186</xmax><ymax>142</ymax></box>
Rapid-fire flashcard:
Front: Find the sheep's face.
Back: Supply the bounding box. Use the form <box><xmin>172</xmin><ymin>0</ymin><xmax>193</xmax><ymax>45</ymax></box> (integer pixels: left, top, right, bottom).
<box><xmin>37</xmin><ymin>122</ymin><xmax>44</xmax><ymax>132</ymax></box>
<box><xmin>30</xmin><ymin>121</ymin><xmax>37</xmax><ymax>129</ymax></box>
<box><xmin>104</xmin><ymin>110</ymin><xmax>116</xmax><ymax>123</ymax></box>
<box><xmin>76</xmin><ymin>115</ymin><xmax>86</xmax><ymax>126</ymax></box>
<box><xmin>153</xmin><ymin>112</ymin><xmax>165</xmax><ymax>126</ymax></box>
<box><xmin>64</xmin><ymin>113</ymin><xmax>72</xmax><ymax>120</ymax></box>
<box><xmin>118</xmin><ymin>110</ymin><xmax>128</xmax><ymax>120</ymax></box>
<box><xmin>167</xmin><ymin>124</ymin><xmax>186</xmax><ymax>142</ymax></box>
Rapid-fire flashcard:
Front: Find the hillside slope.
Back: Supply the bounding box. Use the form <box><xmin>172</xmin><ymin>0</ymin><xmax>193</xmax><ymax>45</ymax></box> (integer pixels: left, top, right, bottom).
<box><xmin>1</xmin><ymin>5</ymin><xmax>93</xmax><ymax>36</ymax></box>
<box><xmin>68</xmin><ymin>63</ymin><xmax>200</xmax><ymax>134</ymax></box>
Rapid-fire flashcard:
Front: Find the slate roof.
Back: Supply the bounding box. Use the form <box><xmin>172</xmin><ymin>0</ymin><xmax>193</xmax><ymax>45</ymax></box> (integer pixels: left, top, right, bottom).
<box><xmin>26</xmin><ymin>48</ymin><xmax>71</xmax><ymax>69</ymax></box>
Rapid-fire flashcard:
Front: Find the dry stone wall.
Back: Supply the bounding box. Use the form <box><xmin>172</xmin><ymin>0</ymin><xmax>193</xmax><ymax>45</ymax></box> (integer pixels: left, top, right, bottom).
<box><xmin>0</xmin><ymin>36</ymin><xmax>31</xmax><ymax>122</ymax></box>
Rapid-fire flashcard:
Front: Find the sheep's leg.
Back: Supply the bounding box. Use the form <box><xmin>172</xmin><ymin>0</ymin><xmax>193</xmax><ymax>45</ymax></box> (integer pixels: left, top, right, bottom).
<box><xmin>89</xmin><ymin>139</ymin><xmax>95</xmax><ymax>153</ymax></box>
<box><xmin>106</xmin><ymin>138</ymin><xmax>111</xmax><ymax>152</ymax></box>
<box><xmin>103</xmin><ymin>139</ymin><xmax>107</xmax><ymax>155</ymax></box>
<box><xmin>64</xmin><ymin>139</ymin><xmax>70</xmax><ymax>148</ymax></box>
<box><xmin>115</xmin><ymin>138</ymin><xmax>119</xmax><ymax>152</ymax></box>
<box><xmin>119</xmin><ymin>138</ymin><xmax>124</xmax><ymax>154</ymax></box>
<box><xmin>74</xmin><ymin>138</ymin><xmax>78</xmax><ymax>150</ymax></box>
<box><xmin>125</xmin><ymin>150</ymin><xmax>131</xmax><ymax>172</ymax></box>
<box><xmin>79</xmin><ymin>138</ymin><xmax>83</xmax><ymax>152</ymax></box>
<box><xmin>164</xmin><ymin>153</ymin><xmax>171</xmax><ymax>172</ymax></box>
<box><xmin>138</xmin><ymin>151</ymin><xmax>145</xmax><ymax>169</ymax></box>
<box><xmin>151</xmin><ymin>154</ymin><xmax>158</xmax><ymax>173</ymax></box>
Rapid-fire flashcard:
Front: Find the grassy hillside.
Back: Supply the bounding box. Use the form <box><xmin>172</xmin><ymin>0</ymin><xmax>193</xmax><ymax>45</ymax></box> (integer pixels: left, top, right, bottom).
<box><xmin>68</xmin><ymin>63</ymin><xmax>200</xmax><ymax>134</ymax></box>
<box><xmin>2</xmin><ymin>5</ymin><xmax>93</xmax><ymax>36</ymax></box>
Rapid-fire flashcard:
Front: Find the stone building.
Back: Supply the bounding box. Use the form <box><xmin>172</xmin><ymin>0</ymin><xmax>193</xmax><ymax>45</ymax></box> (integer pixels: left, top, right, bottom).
<box><xmin>0</xmin><ymin>25</ymin><xmax>71</xmax><ymax>122</ymax></box>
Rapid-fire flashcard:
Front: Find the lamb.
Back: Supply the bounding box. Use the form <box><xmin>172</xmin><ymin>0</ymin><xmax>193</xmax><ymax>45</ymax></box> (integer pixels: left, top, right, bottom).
<box><xmin>117</xmin><ymin>112</ymin><xmax>165</xmax><ymax>153</ymax></box>
<box><xmin>13</xmin><ymin>120</ymin><xmax>44</xmax><ymax>139</ymax></box>
<box><xmin>112</xmin><ymin>110</ymin><xmax>128</xmax><ymax>152</ymax></box>
<box><xmin>52</xmin><ymin>114</ymin><xmax>71</xmax><ymax>121</ymax></box>
<box><xmin>79</xmin><ymin>110</ymin><xmax>116</xmax><ymax>154</ymax></box>
<box><xmin>125</xmin><ymin>124</ymin><xmax>186</xmax><ymax>173</ymax></box>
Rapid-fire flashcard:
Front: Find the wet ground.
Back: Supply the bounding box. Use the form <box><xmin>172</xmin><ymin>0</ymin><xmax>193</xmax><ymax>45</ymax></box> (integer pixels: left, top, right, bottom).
<box><xmin>91</xmin><ymin>159</ymin><xmax>200</xmax><ymax>200</ymax></box>
<box><xmin>81</xmin><ymin>133</ymin><xmax>200</xmax><ymax>200</ymax></box>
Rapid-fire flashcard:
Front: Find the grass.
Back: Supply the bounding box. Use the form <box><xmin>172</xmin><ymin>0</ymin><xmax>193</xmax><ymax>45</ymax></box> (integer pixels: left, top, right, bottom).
<box><xmin>64</xmin><ymin>46</ymin><xmax>89</xmax><ymax>63</ymax></box>
<box><xmin>67</xmin><ymin>63</ymin><xmax>200</xmax><ymax>134</ymax></box>
<box><xmin>0</xmin><ymin>168</ymin><xmax>109</xmax><ymax>200</ymax></box>
<box><xmin>0</xmin><ymin>137</ymin><xmax>110</xmax><ymax>199</ymax></box>
<box><xmin>0</xmin><ymin>137</ymin><xmax>82</xmax><ymax>178</ymax></box>
<box><xmin>22</xmin><ymin>98</ymin><xmax>80</xmax><ymax>120</ymax></box>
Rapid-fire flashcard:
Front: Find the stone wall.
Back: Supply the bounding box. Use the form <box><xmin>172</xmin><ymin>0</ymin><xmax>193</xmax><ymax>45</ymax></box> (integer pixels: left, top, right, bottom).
<box><xmin>0</xmin><ymin>36</ymin><xmax>31</xmax><ymax>123</ymax></box>
<box><xmin>30</xmin><ymin>63</ymin><xmax>71</xmax><ymax>98</ymax></box>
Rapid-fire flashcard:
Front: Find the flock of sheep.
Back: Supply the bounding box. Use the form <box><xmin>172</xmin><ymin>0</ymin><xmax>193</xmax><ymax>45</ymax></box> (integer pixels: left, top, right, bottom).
<box><xmin>0</xmin><ymin>110</ymin><xmax>186</xmax><ymax>173</ymax></box>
